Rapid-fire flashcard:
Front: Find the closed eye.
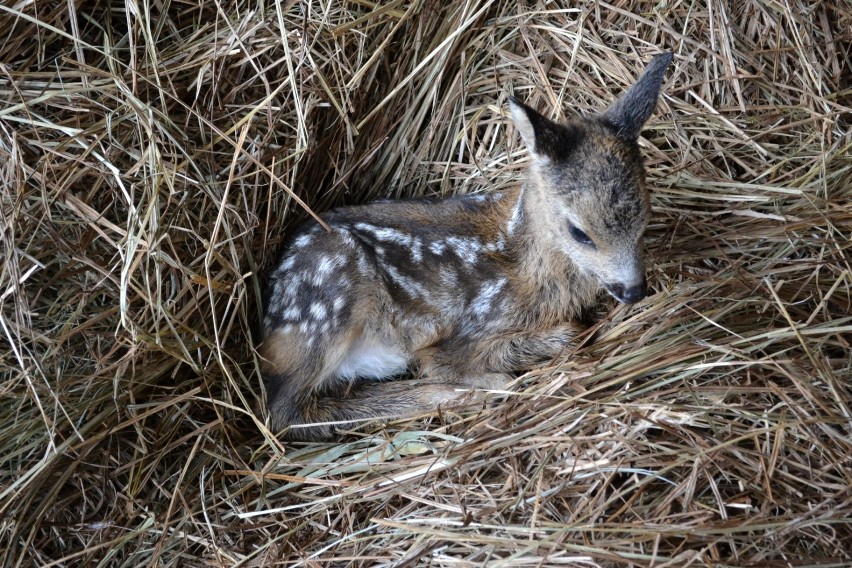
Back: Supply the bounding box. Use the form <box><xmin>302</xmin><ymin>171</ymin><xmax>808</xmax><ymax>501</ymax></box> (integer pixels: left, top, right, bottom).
<box><xmin>569</xmin><ymin>224</ymin><xmax>595</xmax><ymax>247</ymax></box>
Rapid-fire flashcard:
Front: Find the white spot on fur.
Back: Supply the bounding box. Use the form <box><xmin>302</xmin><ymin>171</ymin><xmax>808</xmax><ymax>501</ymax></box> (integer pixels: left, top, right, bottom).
<box><xmin>332</xmin><ymin>297</ymin><xmax>346</xmax><ymax>313</ymax></box>
<box><xmin>445</xmin><ymin>236</ymin><xmax>482</xmax><ymax>264</ymax></box>
<box><xmin>316</xmin><ymin>255</ymin><xmax>333</xmax><ymax>274</ymax></box>
<box><xmin>336</xmin><ymin>336</ymin><xmax>409</xmax><ymax>380</ymax></box>
<box><xmin>486</xmin><ymin>236</ymin><xmax>506</xmax><ymax>252</ymax></box>
<box><xmin>293</xmin><ymin>234</ymin><xmax>312</xmax><ymax>248</ymax></box>
<box><xmin>356</xmin><ymin>223</ymin><xmax>423</xmax><ymax>263</ymax></box>
<box><xmin>472</xmin><ymin>278</ymin><xmax>507</xmax><ymax>318</ymax></box>
<box><xmin>429</xmin><ymin>241</ymin><xmax>446</xmax><ymax>255</ymax></box>
<box><xmin>410</xmin><ymin>240</ymin><xmax>423</xmax><ymax>263</ymax></box>
<box><xmin>312</xmin><ymin>254</ymin><xmax>346</xmax><ymax>286</ymax></box>
<box><xmin>309</xmin><ymin>302</ymin><xmax>327</xmax><ymax>321</ymax></box>
<box><xmin>281</xmin><ymin>305</ymin><xmax>301</xmax><ymax>321</ymax></box>
<box><xmin>384</xmin><ymin>265</ymin><xmax>428</xmax><ymax>299</ymax></box>
<box><xmin>355</xmin><ymin>224</ymin><xmax>398</xmax><ymax>242</ymax></box>
<box><xmin>371</xmin><ymin>226</ymin><xmax>407</xmax><ymax>243</ymax></box>
<box><xmin>281</xmin><ymin>256</ymin><xmax>296</xmax><ymax>271</ymax></box>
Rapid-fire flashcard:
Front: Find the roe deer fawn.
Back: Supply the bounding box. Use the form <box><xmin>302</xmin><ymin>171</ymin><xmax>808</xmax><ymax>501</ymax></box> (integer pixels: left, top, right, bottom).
<box><xmin>261</xmin><ymin>53</ymin><xmax>673</xmax><ymax>440</ymax></box>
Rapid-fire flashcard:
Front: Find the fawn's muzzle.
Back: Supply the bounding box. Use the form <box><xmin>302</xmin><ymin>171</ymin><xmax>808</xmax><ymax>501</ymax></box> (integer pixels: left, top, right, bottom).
<box><xmin>605</xmin><ymin>278</ymin><xmax>647</xmax><ymax>304</ymax></box>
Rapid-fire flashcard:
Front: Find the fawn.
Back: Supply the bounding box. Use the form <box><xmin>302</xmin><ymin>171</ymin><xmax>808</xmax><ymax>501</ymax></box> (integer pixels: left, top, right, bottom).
<box><xmin>260</xmin><ymin>53</ymin><xmax>673</xmax><ymax>440</ymax></box>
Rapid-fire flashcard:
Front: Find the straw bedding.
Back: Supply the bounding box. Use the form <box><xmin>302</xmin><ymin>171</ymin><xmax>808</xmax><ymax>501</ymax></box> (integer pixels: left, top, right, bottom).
<box><xmin>1</xmin><ymin>0</ymin><xmax>850</xmax><ymax>565</ymax></box>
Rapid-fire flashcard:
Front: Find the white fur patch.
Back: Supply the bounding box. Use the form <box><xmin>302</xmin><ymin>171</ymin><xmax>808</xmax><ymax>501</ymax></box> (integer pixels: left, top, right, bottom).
<box><xmin>281</xmin><ymin>305</ymin><xmax>301</xmax><ymax>321</ymax></box>
<box><xmin>410</xmin><ymin>240</ymin><xmax>424</xmax><ymax>263</ymax></box>
<box><xmin>293</xmin><ymin>234</ymin><xmax>313</xmax><ymax>248</ymax></box>
<box><xmin>472</xmin><ymin>278</ymin><xmax>507</xmax><ymax>318</ymax></box>
<box><xmin>336</xmin><ymin>337</ymin><xmax>409</xmax><ymax>380</ymax></box>
<box><xmin>280</xmin><ymin>256</ymin><xmax>296</xmax><ymax>271</ymax></box>
<box><xmin>315</xmin><ymin>255</ymin><xmax>333</xmax><ymax>274</ymax></box>
<box><xmin>309</xmin><ymin>302</ymin><xmax>327</xmax><ymax>321</ymax></box>
<box><xmin>384</xmin><ymin>264</ymin><xmax>428</xmax><ymax>298</ymax></box>
<box><xmin>355</xmin><ymin>223</ymin><xmax>423</xmax><ymax>263</ymax></box>
<box><xmin>485</xmin><ymin>236</ymin><xmax>506</xmax><ymax>252</ymax></box>
<box><xmin>445</xmin><ymin>236</ymin><xmax>482</xmax><ymax>264</ymax></box>
<box><xmin>429</xmin><ymin>241</ymin><xmax>446</xmax><ymax>255</ymax></box>
<box><xmin>312</xmin><ymin>254</ymin><xmax>346</xmax><ymax>286</ymax></box>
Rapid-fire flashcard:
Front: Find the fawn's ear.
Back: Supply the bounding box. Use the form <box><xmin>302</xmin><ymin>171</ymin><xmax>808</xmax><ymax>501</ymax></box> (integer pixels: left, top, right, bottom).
<box><xmin>508</xmin><ymin>96</ymin><xmax>581</xmax><ymax>160</ymax></box>
<box><xmin>508</xmin><ymin>96</ymin><xmax>541</xmax><ymax>150</ymax></box>
<box><xmin>601</xmin><ymin>52</ymin><xmax>673</xmax><ymax>140</ymax></box>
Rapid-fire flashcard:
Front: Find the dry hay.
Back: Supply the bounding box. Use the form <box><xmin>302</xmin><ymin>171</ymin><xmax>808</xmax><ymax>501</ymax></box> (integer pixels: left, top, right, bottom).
<box><xmin>1</xmin><ymin>0</ymin><xmax>851</xmax><ymax>565</ymax></box>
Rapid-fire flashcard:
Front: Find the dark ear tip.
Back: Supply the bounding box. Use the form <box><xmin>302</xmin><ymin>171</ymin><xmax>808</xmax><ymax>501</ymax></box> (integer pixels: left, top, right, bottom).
<box><xmin>653</xmin><ymin>52</ymin><xmax>674</xmax><ymax>69</ymax></box>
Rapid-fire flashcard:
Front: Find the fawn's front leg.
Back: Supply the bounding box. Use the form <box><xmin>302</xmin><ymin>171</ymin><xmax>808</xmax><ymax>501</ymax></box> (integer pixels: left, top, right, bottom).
<box><xmin>478</xmin><ymin>322</ymin><xmax>588</xmax><ymax>372</ymax></box>
<box><xmin>416</xmin><ymin>321</ymin><xmax>587</xmax><ymax>388</ymax></box>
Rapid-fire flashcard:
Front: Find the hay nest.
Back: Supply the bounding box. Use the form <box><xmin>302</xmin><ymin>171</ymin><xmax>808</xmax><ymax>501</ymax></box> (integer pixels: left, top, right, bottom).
<box><xmin>2</xmin><ymin>0</ymin><xmax>850</xmax><ymax>565</ymax></box>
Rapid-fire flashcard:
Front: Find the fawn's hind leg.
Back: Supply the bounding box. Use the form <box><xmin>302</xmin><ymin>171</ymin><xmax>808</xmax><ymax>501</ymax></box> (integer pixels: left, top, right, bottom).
<box><xmin>261</xmin><ymin>325</ymin><xmax>481</xmax><ymax>441</ymax></box>
<box><xmin>276</xmin><ymin>379</ymin><xmax>478</xmax><ymax>441</ymax></box>
<box><xmin>261</xmin><ymin>322</ymin><xmax>585</xmax><ymax>440</ymax></box>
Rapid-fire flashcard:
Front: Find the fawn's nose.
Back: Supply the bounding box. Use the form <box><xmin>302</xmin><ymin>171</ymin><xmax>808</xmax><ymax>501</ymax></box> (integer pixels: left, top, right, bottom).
<box><xmin>605</xmin><ymin>278</ymin><xmax>647</xmax><ymax>304</ymax></box>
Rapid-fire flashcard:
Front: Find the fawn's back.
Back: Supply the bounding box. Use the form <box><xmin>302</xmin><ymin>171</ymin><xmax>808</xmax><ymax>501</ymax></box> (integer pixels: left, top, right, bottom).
<box><xmin>261</xmin><ymin>53</ymin><xmax>673</xmax><ymax>440</ymax></box>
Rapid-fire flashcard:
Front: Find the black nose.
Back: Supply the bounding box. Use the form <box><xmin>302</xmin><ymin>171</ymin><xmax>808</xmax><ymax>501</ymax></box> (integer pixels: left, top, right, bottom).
<box><xmin>606</xmin><ymin>279</ymin><xmax>647</xmax><ymax>304</ymax></box>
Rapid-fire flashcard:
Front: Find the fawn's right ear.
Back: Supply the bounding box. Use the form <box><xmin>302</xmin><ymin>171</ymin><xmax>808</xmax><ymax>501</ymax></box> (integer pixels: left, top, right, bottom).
<box><xmin>508</xmin><ymin>96</ymin><xmax>581</xmax><ymax>160</ymax></box>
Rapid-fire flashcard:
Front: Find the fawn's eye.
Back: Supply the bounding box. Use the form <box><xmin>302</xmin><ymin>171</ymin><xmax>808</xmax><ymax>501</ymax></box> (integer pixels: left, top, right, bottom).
<box><xmin>568</xmin><ymin>224</ymin><xmax>595</xmax><ymax>247</ymax></box>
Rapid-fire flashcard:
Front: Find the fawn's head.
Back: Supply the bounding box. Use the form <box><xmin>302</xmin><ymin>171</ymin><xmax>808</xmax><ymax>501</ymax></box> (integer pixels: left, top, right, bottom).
<box><xmin>509</xmin><ymin>53</ymin><xmax>672</xmax><ymax>304</ymax></box>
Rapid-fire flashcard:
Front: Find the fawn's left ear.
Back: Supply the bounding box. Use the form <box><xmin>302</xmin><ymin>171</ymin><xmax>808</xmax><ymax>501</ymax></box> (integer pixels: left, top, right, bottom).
<box><xmin>508</xmin><ymin>96</ymin><xmax>582</xmax><ymax>160</ymax></box>
<box><xmin>601</xmin><ymin>52</ymin><xmax>673</xmax><ymax>140</ymax></box>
